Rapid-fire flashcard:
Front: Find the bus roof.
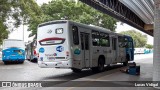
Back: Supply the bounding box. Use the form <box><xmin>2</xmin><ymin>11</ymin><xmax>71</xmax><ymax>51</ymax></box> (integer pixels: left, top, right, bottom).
<box><xmin>38</xmin><ymin>20</ymin><xmax>116</xmax><ymax>35</ymax></box>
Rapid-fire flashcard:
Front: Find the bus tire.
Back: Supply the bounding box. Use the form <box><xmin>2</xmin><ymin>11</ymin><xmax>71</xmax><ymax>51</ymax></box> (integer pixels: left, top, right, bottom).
<box><xmin>91</xmin><ymin>67</ymin><xmax>98</xmax><ymax>73</ymax></box>
<box><xmin>92</xmin><ymin>58</ymin><xmax>105</xmax><ymax>72</ymax></box>
<box><xmin>123</xmin><ymin>55</ymin><xmax>129</xmax><ymax>66</ymax></box>
<box><xmin>123</xmin><ymin>61</ymin><xmax>128</xmax><ymax>66</ymax></box>
<box><xmin>97</xmin><ymin>58</ymin><xmax>105</xmax><ymax>72</ymax></box>
<box><xmin>4</xmin><ymin>61</ymin><xmax>8</xmax><ymax>65</ymax></box>
<box><xmin>71</xmin><ymin>68</ymin><xmax>81</xmax><ymax>73</ymax></box>
<box><xmin>19</xmin><ymin>61</ymin><xmax>24</xmax><ymax>64</ymax></box>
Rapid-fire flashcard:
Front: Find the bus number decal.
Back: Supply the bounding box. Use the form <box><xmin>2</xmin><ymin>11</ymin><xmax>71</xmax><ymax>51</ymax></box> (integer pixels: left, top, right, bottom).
<box><xmin>56</xmin><ymin>46</ymin><xmax>64</xmax><ymax>52</ymax></box>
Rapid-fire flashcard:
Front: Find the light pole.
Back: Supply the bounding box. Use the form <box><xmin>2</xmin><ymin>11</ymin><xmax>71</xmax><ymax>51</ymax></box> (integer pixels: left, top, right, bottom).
<box><xmin>23</xmin><ymin>20</ymin><xmax>24</xmax><ymax>41</ymax></box>
<box><xmin>22</xmin><ymin>16</ymin><xmax>25</xmax><ymax>41</ymax></box>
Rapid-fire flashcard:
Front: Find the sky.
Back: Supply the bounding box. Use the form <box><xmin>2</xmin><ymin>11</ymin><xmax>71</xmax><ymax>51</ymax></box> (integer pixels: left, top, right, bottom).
<box><xmin>8</xmin><ymin>0</ymin><xmax>153</xmax><ymax>45</ymax></box>
<box><xmin>8</xmin><ymin>0</ymin><xmax>52</xmax><ymax>43</ymax></box>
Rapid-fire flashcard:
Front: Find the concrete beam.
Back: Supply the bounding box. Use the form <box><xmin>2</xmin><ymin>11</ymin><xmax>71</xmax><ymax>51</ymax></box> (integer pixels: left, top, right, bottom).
<box><xmin>144</xmin><ymin>24</ymin><xmax>153</xmax><ymax>30</ymax></box>
<box><xmin>153</xmin><ymin>0</ymin><xmax>160</xmax><ymax>89</ymax></box>
<box><xmin>79</xmin><ymin>0</ymin><xmax>153</xmax><ymax>36</ymax></box>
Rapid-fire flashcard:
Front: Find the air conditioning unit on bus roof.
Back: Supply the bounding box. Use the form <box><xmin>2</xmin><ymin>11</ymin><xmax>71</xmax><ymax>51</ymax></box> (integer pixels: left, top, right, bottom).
<box><xmin>89</xmin><ymin>24</ymin><xmax>111</xmax><ymax>31</ymax></box>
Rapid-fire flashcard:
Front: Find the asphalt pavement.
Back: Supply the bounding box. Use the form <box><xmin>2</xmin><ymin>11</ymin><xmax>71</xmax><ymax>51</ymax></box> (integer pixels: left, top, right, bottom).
<box><xmin>0</xmin><ymin>53</ymin><xmax>156</xmax><ymax>90</ymax></box>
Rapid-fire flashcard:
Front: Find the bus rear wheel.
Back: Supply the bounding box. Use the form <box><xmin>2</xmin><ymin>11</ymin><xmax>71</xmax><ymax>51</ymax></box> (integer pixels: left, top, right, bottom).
<box><xmin>98</xmin><ymin>58</ymin><xmax>105</xmax><ymax>72</ymax></box>
<box><xmin>71</xmin><ymin>68</ymin><xmax>81</xmax><ymax>73</ymax></box>
<box><xmin>92</xmin><ymin>58</ymin><xmax>105</xmax><ymax>72</ymax></box>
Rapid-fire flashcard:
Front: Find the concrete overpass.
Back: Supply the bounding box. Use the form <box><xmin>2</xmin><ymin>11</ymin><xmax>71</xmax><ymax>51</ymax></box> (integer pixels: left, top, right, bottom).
<box><xmin>79</xmin><ymin>0</ymin><xmax>160</xmax><ymax>88</ymax></box>
<box><xmin>79</xmin><ymin>0</ymin><xmax>154</xmax><ymax>36</ymax></box>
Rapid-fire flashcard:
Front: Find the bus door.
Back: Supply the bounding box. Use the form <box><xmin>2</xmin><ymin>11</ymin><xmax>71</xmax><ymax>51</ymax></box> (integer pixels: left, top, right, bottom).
<box><xmin>80</xmin><ymin>32</ymin><xmax>90</xmax><ymax>67</ymax></box>
<box><xmin>111</xmin><ymin>37</ymin><xmax>117</xmax><ymax>63</ymax></box>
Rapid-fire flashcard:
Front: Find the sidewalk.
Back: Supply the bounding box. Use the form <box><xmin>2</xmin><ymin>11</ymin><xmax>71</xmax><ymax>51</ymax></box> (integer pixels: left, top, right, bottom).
<box><xmin>61</xmin><ymin>53</ymin><xmax>156</xmax><ymax>90</ymax></box>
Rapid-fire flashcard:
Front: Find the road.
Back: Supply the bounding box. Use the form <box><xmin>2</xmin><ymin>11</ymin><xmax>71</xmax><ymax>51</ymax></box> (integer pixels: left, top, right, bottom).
<box><xmin>0</xmin><ymin>60</ymin><xmax>93</xmax><ymax>81</ymax></box>
<box><xmin>0</xmin><ymin>53</ymin><xmax>154</xmax><ymax>90</ymax></box>
<box><xmin>0</xmin><ymin>60</ymin><xmax>125</xmax><ymax>81</ymax></box>
<box><xmin>2</xmin><ymin>53</ymin><xmax>152</xmax><ymax>81</ymax></box>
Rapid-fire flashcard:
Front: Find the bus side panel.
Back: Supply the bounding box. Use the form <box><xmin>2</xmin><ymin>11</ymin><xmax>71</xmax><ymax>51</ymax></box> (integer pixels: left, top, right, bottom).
<box><xmin>70</xmin><ymin>25</ymin><xmax>92</xmax><ymax>69</ymax></box>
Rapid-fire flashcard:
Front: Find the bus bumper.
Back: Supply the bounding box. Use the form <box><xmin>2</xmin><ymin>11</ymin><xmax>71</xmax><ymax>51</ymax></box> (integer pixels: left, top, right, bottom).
<box><xmin>38</xmin><ymin>61</ymin><xmax>72</xmax><ymax>68</ymax></box>
<box><xmin>2</xmin><ymin>57</ymin><xmax>25</xmax><ymax>61</ymax></box>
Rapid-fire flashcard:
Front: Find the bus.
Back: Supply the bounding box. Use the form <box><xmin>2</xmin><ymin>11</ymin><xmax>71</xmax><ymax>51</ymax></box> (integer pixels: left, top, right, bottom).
<box><xmin>124</xmin><ymin>35</ymin><xmax>134</xmax><ymax>62</ymax></box>
<box><xmin>2</xmin><ymin>39</ymin><xmax>25</xmax><ymax>64</ymax></box>
<box><xmin>26</xmin><ymin>40</ymin><xmax>38</xmax><ymax>62</ymax></box>
<box><xmin>37</xmin><ymin>20</ymin><xmax>134</xmax><ymax>72</ymax></box>
<box><xmin>134</xmin><ymin>48</ymin><xmax>151</xmax><ymax>54</ymax></box>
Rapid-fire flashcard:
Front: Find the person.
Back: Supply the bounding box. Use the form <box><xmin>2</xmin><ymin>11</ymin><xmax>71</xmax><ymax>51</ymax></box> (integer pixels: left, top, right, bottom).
<box><xmin>120</xmin><ymin>68</ymin><xmax>129</xmax><ymax>73</ymax></box>
<box><xmin>120</xmin><ymin>62</ymin><xmax>138</xmax><ymax>75</ymax></box>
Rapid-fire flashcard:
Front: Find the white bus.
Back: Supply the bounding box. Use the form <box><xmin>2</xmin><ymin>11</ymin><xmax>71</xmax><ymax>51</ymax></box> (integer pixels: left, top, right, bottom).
<box><xmin>37</xmin><ymin>20</ymin><xmax>134</xmax><ymax>72</ymax></box>
<box><xmin>26</xmin><ymin>40</ymin><xmax>38</xmax><ymax>62</ymax></box>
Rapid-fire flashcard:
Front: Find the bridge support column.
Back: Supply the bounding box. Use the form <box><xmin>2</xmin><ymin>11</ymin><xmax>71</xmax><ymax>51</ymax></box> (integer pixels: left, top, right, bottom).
<box><xmin>153</xmin><ymin>0</ymin><xmax>160</xmax><ymax>88</ymax></box>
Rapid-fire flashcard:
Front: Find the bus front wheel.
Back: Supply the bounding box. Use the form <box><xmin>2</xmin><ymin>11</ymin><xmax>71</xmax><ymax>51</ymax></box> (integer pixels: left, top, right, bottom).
<box><xmin>4</xmin><ymin>61</ymin><xmax>8</xmax><ymax>65</ymax></box>
<box><xmin>98</xmin><ymin>58</ymin><xmax>105</xmax><ymax>72</ymax></box>
<box><xmin>123</xmin><ymin>55</ymin><xmax>129</xmax><ymax>66</ymax></box>
<box><xmin>71</xmin><ymin>68</ymin><xmax>81</xmax><ymax>73</ymax></box>
<box><xmin>19</xmin><ymin>61</ymin><xmax>24</xmax><ymax>64</ymax></box>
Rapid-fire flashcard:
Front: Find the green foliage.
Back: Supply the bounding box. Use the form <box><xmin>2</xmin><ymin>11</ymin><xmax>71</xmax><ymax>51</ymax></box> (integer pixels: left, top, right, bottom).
<box><xmin>0</xmin><ymin>0</ymin><xmax>117</xmax><ymax>44</ymax></box>
<box><xmin>28</xmin><ymin>0</ymin><xmax>117</xmax><ymax>37</ymax></box>
<box><xmin>0</xmin><ymin>21</ymin><xmax>9</xmax><ymax>44</ymax></box>
<box><xmin>145</xmin><ymin>44</ymin><xmax>153</xmax><ymax>49</ymax></box>
<box><xmin>120</xmin><ymin>30</ymin><xmax>147</xmax><ymax>47</ymax></box>
<box><xmin>0</xmin><ymin>0</ymin><xmax>41</xmax><ymax>44</ymax></box>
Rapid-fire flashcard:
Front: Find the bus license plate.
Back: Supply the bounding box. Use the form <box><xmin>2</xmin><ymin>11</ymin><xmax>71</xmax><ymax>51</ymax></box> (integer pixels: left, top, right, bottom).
<box><xmin>48</xmin><ymin>57</ymin><xmax>55</xmax><ymax>60</ymax></box>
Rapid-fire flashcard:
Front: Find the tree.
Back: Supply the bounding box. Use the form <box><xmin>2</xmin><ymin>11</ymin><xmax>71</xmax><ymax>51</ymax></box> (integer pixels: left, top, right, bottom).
<box><xmin>120</xmin><ymin>30</ymin><xmax>147</xmax><ymax>47</ymax></box>
<box><xmin>145</xmin><ymin>44</ymin><xmax>153</xmax><ymax>49</ymax></box>
<box><xmin>0</xmin><ymin>0</ymin><xmax>41</xmax><ymax>44</ymax></box>
<box><xmin>28</xmin><ymin>0</ymin><xmax>117</xmax><ymax>37</ymax></box>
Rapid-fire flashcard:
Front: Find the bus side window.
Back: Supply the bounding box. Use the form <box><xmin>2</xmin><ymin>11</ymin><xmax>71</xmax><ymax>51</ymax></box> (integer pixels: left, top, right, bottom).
<box><xmin>112</xmin><ymin>38</ymin><xmax>116</xmax><ymax>50</ymax></box>
<box><xmin>80</xmin><ymin>34</ymin><xmax>84</xmax><ymax>50</ymax></box>
<box><xmin>92</xmin><ymin>30</ymin><xmax>100</xmax><ymax>46</ymax></box>
<box><xmin>99</xmin><ymin>32</ymin><xmax>110</xmax><ymax>47</ymax></box>
<box><xmin>118</xmin><ymin>36</ymin><xmax>125</xmax><ymax>48</ymax></box>
<box><xmin>72</xmin><ymin>26</ymin><xmax>79</xmax><ymax>45</ymax></box>
<box><xmin>128</xmin><ymin>42</ymin><xmax>132</xmax><ymax>48</ymax></box>
<box><xmin>85</xmin><ymin>34</ymin><xmax>89</xmax><ymax>50</ymax></box>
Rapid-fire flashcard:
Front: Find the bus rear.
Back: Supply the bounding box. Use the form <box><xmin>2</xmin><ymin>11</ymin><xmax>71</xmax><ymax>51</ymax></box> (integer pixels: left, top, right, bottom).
<box><xmin>37</xmin><ymin>20</ymin><xmax>72</xmax><ymax>68</ymax></box>
<box><xmin>2</xmin><ymin>39</ymin><xmax>25</xmax><ymax>63</ymax></box>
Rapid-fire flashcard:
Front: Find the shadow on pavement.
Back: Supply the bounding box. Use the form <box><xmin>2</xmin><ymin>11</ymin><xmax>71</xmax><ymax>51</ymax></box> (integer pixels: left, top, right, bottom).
<box><xmin>42</xmin><ymin>64</ymin><xmax>124</xmax><ymax>81</ymax></box>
